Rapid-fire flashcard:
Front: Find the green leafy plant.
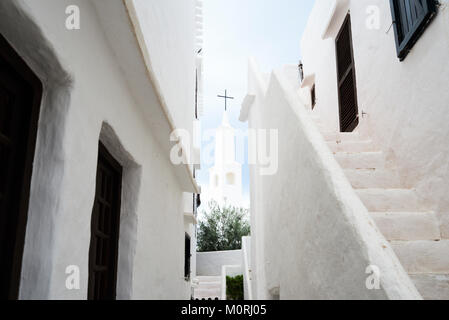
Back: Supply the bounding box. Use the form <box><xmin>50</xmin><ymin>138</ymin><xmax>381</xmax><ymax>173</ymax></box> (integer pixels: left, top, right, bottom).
<box><xmin>226</xmin><ymin>275</ymin><xmax>244</xmax><ymax>300</ymax></box>
<box><xmin>197</xmin><ymin>200</ymin><xmax>250</xmax><ymax>252</ymax></box>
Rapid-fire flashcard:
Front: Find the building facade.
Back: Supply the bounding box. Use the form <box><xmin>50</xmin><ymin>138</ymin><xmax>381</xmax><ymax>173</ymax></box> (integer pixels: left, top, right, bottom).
<box><xmin>242</xmin><ymin>0</ymin><xmax>449</xmax><ymax>300</ymax></box>
<box><xmin>0</xmin><ymin>0</ymin><xmax>203</xmax><ymax>299</ymax></box>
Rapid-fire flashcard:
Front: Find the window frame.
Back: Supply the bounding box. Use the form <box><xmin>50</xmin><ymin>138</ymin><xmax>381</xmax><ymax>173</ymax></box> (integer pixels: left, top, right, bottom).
<box><xmin>390</xmin><ymin>0</ymin><xmax>438</xmax><ymax>61</ymax></box>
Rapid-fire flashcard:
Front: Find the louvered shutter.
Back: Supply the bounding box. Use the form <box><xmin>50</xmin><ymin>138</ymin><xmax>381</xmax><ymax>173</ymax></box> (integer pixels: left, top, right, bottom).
<box><xmin>390</xmin><ymin>0</ymin><xmax>437</xmax><ymax>60</ymax></box>
<box><xmin>88</xmin><ymin>143</ymin><xmax>122</xmax><ymax>300</ymax></box>
<box><xmin>336</xmin><ymin>15</ymin><xmax>359</xmax><ymax>133</ymax></box>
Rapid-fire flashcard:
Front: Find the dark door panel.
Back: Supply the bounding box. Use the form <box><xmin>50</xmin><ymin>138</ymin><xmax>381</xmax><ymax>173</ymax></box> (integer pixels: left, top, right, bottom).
<box><xmin>88</xmin><ymin>142</ymin><xmax>122</xmax><ymax>300</ymax></box>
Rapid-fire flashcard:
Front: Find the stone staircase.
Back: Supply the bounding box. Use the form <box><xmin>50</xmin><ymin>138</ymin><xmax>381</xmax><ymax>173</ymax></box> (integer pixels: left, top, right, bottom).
<box><xmin>193</xmin><ymin>276</ymin><xmax>221</xmax><ymax>300</ymax></box>
<box><xmin>312</xmin><ymin>114</ymin><xmax>449</xmax><ymax>300</ymax></box>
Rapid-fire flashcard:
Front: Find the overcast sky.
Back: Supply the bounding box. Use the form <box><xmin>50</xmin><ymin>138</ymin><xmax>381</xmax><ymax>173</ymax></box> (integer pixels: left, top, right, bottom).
<box><xmin>197</xmin><ymin>0</ymin><xmax>315</xmax><ymax>206</ymax></box>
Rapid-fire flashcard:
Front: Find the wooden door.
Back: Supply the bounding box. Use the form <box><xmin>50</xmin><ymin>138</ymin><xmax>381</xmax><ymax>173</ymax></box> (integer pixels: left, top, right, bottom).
<box><xmin>88</xmin><ymin>143</ymin><xmax>122</xmax><ymax>300</ymax></box>
<box><xmin>336</xmin><ymin>14</ymin><xmax>359</xmax><ymax>132</ymax></box>
<box><xmin>0</xmin><ymin>33</ymin><xmax>42</xmax><ymax>300</ymax></box>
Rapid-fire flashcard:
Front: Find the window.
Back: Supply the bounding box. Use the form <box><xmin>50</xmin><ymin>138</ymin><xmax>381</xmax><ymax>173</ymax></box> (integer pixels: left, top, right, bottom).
<box><xmin>0</xmin><ymin>33</ymin><xmax>42</xmax><ymax>299</ymax></box>
<box><xmin>184</xmin><ymin>233</ymin><xmax>191</xmax><ymax>280</ymax></box>
<box><xmin>390</xmin><ymin>0</ymin><xmax>437</xmax><ymax>61</ymax></box>
<box><xmin>88</xmin><ymin>142</ymin><xmax>122</xmax><ymax>300</ymax></box>
<box><xmin>226</xmin><ymin>172</ymin><xmax>235</xmax><ymax>185</ymax></box>
<box><xmin>298</xmin><ymin>60</ymin><xmax>304</xmax><ymax>83</ymax></box>
<box><xmin>311</xmin><ymin>84</ymin><xmax>316</xmax><ymax>110</ymax></box>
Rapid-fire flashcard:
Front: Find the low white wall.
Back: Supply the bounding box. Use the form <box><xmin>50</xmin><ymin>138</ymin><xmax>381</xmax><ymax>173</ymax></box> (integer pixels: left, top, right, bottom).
<box><xmin>243</xmin><ymin>59</ymin><xmax>421</xmax><ymax>300</ymax></box>
<box><xmin>196</xmin><ymin>250</ymin><xmax>242</xmax><ymax>276</ymax></box>
<box><xmin>241</xmin><ymin>236</ymin><xmax>252</xmax><ymax>300</ymax></box>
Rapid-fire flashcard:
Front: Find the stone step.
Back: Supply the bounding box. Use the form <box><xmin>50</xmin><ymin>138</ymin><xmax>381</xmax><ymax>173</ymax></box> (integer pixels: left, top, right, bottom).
<box><xmin>327</xmin><ymin>140</ymin><xmax>377</xmax><ymax>153</ymax></box>
<box><xmin>356</xmin><ymin>189</ymin><xmax>426</xmax><ymax>212</ymax></box>
<box><xmin>371</xmin><ymin>212</ymin><xmax>441</xmax><ymax>241</ymax></box>
<box><xmin>194</xmin><ymin>288</ymin><xmax>221</xmax><ymax>299</ymax></box>
<box><xmin>310</xmin><ymin>115</ymin><xmax>321</xmax><ymax>123</ymax></box>
<box><xmin>196</xmin><ymin>281</ymin><xmax>221</xmax><ymax>289</ymax></box>
<box><xmin>391</xmin><ymin>240</ymin><xmax>449</xmax><ymax>274</ymax></box>
<box><xmin>409</xmin><ymin>274</ymin><xmax>449</xmax><ymax>300</ymax></box>
<box><xmin>344</xmin><ymin>169</ymin><xmax>401</xmax><ymax>189</ymax></box>
<box><xmin>196</xmin><ymin>276</ymin><xmax>221</xmax><ymax>283</ymax></box>
<box><xmin>334</xmin><ymin>152</ymin><xmax>385</xmax><ymax>169</ymax></box>
<box><xmin>195</xmin><ymin>288</ymin><xmax>221</xmax><ymax>298</ymax></box>
<box><xmin>322</xmin><ymin>132</ymin><xmax>362</xmax><ymax>142</ymax></box>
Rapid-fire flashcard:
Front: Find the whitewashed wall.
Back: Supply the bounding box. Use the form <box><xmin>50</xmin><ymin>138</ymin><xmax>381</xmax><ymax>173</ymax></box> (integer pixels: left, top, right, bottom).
<box><xmin>132</xmin><ymin>0</ymin><xmax>197</xmax><ymax>139</ymax></box>
<box><xmin>242</xmin><ymin>59</ymin><xmax>421</xmax><ymax>300</ymax></box>
<box><xmin>0</xmin><ymin>0</ymin><xmax>198</xmax><ymax>299</ymax></box>
<box><xmin>301</xmin><ymin>0</ymin><xmax>449</xmax><ymax>238</ymax></box>
<box><xmin>196</xmin><ymin>250</ymin><xmax>242</xmax><ymax>276</ymax></box>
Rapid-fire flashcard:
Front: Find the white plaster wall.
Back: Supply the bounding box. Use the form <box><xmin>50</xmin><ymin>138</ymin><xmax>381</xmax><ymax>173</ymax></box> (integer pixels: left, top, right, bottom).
<box><xmin>300</xmin><ymin>0</ymin><xmax>341</xmax><ymax>132</ymax></box>
<box><xmin>132</xmin><ymin>0</ymin><xmax>197</xmax><ymax>138</ymax></box>
<box><xmin>1</xmin><ymin>0</ymin><xmax>197</xmax><ymax>299</ymax></box>
<box><xmin>245</xmin><ymin>59</ymin><xmax>270</xmax><ymax>299</ymax></box>
<box><xmin>243</xmin><ymin>59</ymin><xmax>421</xmax><ymax>300</ymax></box>
<box><xmin>196</xmin><ymin>250</ymin><xmax>242</xmax><ymax>276</ymax></box>
<box><xmin>301</xmin><ymin>0</ymin><xmax>449</xmax><ymax>238</ymax></box>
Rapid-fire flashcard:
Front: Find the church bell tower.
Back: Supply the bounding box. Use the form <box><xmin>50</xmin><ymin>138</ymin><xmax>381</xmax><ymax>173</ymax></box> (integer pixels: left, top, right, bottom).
<box><xmin>208</xmin><ymin>91</ymin><xmax>243</xmax><ymax>206</ymax></box>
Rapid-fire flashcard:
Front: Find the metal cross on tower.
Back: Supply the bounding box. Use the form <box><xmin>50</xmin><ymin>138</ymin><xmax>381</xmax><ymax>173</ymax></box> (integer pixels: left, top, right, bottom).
<box><xmin>217</xmin><ymin>90</ymin><xmax>234</xmax><ymax>111</ymax></box>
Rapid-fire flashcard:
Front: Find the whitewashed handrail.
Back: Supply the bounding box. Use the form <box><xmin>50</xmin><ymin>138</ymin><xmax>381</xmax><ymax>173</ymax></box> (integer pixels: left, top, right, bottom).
<box><xmin>242</xmin><ymin>58</ymin><xmax>422</xmax><ymax>300</ymax></box>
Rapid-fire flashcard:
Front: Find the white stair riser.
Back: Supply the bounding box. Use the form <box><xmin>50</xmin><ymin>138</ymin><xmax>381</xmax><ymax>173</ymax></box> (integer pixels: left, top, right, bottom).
<box><xmin>335</xmin><ymin>152</ymin><xmax>385</xmax><ymax>169</ymax></box>
<box><xmin>320</xmin><ymin>128</ymin><xmax>448</xmax><ymax>299</ymax></box>
<box><xmin>323</xmin><ymin>132</ymin><xmax>361</xmax><ymax>142</ymax></box>
<box><xmin>194</xmin><ymin>290</ymin><xmax>221</xmax><ymax>297</ymax></box>
<box><xmin>197</xmin><ymin>282</ymin><xmax>221</xmax><ymax>289</ymax></box>
<box><xmin>195</xmin><ymin>288</ymin><xmax>221</xmax><ymax>294</ymax></box>
<box><xmin>356</xmin><ymin>189</ymin><xmax>425</xmax><ymax>212</ymax></box>
<box><xmin>327</xmin><ymin>141</ymin><xmax>377</xmax><ymax>153</ymax></box>
<box><xmin>409</xmin><ymin>274</ymin><xmax>449</xmax><ymax>300</ymax></box>
<box><xmin>371</xmin><ymin>212</ymin><xmax>440</xmax><ymax>241</ymax></box>
<box><xmin>391</xmin><ymin>240</ymin><xmax>449</xmax><ymax>274</ymax></box>
<box><xmin>345</xmin><ymin>169</ymin><xmax>401</xmax><ymax>189</ymax></box>
<box><xmin>310</xmin><ymin>116</ymin><xmax>321</xmax><ymax>123</ymax></box>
